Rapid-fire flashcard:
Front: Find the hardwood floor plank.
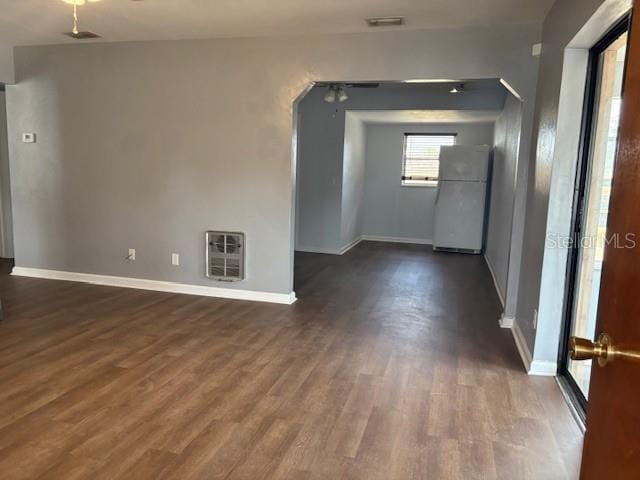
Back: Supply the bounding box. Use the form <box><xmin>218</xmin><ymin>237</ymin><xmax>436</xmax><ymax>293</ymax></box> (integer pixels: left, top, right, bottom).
<box><xmin>0</xmin><ymin>242</ymin><xmax>582</xmax><ymax>479</ymax></box>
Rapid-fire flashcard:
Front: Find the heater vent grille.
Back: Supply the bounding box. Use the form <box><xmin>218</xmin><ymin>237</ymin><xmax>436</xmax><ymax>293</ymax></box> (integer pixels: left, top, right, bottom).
<box><xmin>206</xmin><ymin>231</ymin><xmax>245</xmax><ymax>281</ymax></box>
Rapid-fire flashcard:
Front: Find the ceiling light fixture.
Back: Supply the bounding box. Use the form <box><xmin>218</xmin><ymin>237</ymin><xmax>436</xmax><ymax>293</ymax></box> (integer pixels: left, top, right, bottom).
<box><xmin>61</xmin><ymin>0</ymin><xmax>101</xmax><ymax>39</ymax></box>
<box><xmin>450</xmin><ymin>84</ymin><xmax>465</xmax><ymax>94</ymax></box>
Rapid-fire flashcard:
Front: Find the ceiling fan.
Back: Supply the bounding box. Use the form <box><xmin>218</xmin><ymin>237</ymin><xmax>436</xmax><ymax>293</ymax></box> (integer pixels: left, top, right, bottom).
<box><xmin>61</xmin><ymin>0</ymin><xmax>102</xmax><ymax>39</ymax></box>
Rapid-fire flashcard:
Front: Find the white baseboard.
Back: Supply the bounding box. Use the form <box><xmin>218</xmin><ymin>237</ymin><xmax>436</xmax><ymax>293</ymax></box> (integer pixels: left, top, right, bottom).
<box><xmin>360</xmin><ymin>235</ymin><xmax>432</xmax><ymax>245</ymax></box>
<box><xmin>295</xmin><ymin>236</ymin><xmax>362</xmax><ymax>256</ymax></box>
<box><xmin>11</xmin><ymin>267</ymin><xmax>297</xmax><ymax>305</ymax></box>
<box><xmin>484</xmin><ymin>254</ymin><xmax>505</xmax><ymax>307</ymax></box>
<box><xmin>510</xmin><ymin>319</ymin><xmax>557</xmax><ymax>376</ymax></box>
<box><xmin>529</xmin><ymin>360</ymin><xmax>557</xmax><ymax>376</ymax></box>
<box><xmin>296</xmin><ymin>235</ymin><xmax>431</xmax><ymax>254</ymax></box>
<box><xmin>339</xmin><ymin>236</ymin><xmax>363</xmax><ymax>255</ymax></box>
<box><xmin>295</xmin><ymin>246</ymin><xmax>343</xmax><ymax>255</ymax></box>
<box><xmin>499</xmin><ymin>314</ymin><xmax>514</xmax><ymax>328</ymax></box>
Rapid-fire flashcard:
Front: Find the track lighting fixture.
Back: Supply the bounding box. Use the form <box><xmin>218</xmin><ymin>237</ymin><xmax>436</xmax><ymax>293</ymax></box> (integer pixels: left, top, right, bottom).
<box><xmin>324</xmin><ymin>87</ymin><xmax>337</xmax><ymax>103</ymax></box>
<box><xmin>323</xmin><ymin>85</ymin><xmax>349</xmax><ymax>103</ymax></box>
<box><xmin>450</xmin><ymin>84</ymin><xmax>465</xmax><ymax>94</ymax></box>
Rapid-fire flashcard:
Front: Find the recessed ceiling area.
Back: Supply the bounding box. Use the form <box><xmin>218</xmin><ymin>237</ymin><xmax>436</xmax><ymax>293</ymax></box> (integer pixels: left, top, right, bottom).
<box><xmin>349</xmin><ymin>109</ymin><xmax>502</xmax><ymax>125</ymax></box>
<box><xmin>0</xmin><ymin>0</ymin><xmax>555</xmax><ymax>46</ymax></box>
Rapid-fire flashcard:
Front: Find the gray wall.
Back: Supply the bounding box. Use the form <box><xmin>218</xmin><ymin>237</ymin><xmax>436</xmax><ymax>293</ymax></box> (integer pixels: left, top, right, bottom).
<box><xmin>340</xmin><ymin>114</ymin><xmax>366</xmax><ymax>248</ymax></box>
<box><xmin>530</xmin><ymin>0</ymin><xmax>630</xmax><ymax>368</ymax></box>
<box><xmin>514</xmin><ymin>0</ymin><xmax>625</xmax><ymax>354</ymax></box>
<box><xmin>0</xmin><ymin>46</ymin><xmax>13</xmax><ymax>85</ymax></box>
<box><xmin>296</xmin><ymin>82</ymin><xmax>507</xmax><ymax>252</ymax></box>
<box><xmin>7</xmin><ymin>25</ymin><xmax>540</xmax><ymax>296</ymax></box>
<box><xmin>295</xmin><ymin>90</ymin><xmax>343</xmax><ymax>252</ymax></box>
<box><xmin>485</xmin><ymin>94</ymin><xmax>522</xmax><ymax>306</ymax></box>
<box><xmin>0</xmin><ymin>92</ymin><xmax>12</xmax><ymax>258</ymax></box>
<box><xmin>362</xmin><ymin>122</ymin><xmax>495</xmax><ymax>242</ymax></box>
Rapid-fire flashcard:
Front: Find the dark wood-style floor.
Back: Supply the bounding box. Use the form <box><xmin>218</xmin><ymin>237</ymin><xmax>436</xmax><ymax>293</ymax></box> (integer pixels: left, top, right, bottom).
<box><xmin>0</xmin><ymin>242</ymin><xmax>582</xmax><ymax>479</ymax></box>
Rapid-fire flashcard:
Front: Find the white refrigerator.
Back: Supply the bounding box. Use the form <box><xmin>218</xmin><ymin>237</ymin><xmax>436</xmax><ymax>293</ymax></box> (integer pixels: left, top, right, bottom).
<box><xmin>433</xmin><ymin>145</ymin><xmax>490</xmax><ymax>253</ymax></box>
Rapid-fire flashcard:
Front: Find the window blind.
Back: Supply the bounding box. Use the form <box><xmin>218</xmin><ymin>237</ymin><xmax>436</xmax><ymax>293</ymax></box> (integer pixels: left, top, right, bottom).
<box><xmin>402</xmin><ymin>134</ymin><xmax>456</xmax><ymax>185</ymax></box>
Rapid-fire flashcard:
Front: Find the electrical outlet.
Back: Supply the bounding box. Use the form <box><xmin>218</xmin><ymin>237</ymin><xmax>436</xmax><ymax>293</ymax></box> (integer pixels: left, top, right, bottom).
<box><xmin>532</xmin><ymin>43</ymin><xmax>542</xmax><ymax>57</ymax></box>
<box><xmin>172</xmin><ymin>253</ymin><xmax>180</xmax><ymax>266</ymax></box>
<box><xmin>533</xmin><ymin>309</ymin><xmax>538</xmax><ymax>329</ymax></box>
<box><xmin>22</xmin><ymin>133</ymin><xmax>36</xmax><ymax>143</ymax></box>
<box><xmin>127</xmin><ymin>248</ymin><xmax>136</xmax><ymax>261</ymax></box>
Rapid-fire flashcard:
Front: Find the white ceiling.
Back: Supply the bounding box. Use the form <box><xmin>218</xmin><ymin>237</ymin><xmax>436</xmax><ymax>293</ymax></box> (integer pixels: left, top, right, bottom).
<box><xmin>349</xmin><ymin>110</ymin><xmax>501</xmax><ymax>125</ymax></box>
<box><xmin>0</xmin><ymin>0</ymin><xmax>555</xmax><ymax>47</ymax></box>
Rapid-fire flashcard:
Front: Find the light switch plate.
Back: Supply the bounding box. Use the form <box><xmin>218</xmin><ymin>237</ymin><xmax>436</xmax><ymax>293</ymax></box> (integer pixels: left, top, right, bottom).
<box><xmin>532</xmin><ymin>43</ymin><xmax>542</xmax><ymax>57</ymax></box>
<box><xmin>22</xmin><ymin>133</ymin><xmax>36</xmax><ymax>143</ymax></box>
<box><xmin>172</xmin><ymin>253</ymin><xmax>180</xmax><ymax>266</ymax></box>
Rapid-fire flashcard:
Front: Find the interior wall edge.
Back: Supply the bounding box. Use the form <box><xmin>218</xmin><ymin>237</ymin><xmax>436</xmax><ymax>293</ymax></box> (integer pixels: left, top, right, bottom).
<box><xmin>0</xmin><ymin>45</ymin><xmax>14</xmax><ymax>85</ymax></box>
<box><xmin>533</xmin><ymin>47</ymin><xmax>590</xmax><ymax>365</ymax></box>
<box><xmin>484</xmin><ymin>252</ymin><xmax>506</xmax><ymax>307</ymax></box>
<box><xmin>511</xmin><ymin>318</ymin><xmax>533</xmax><ymax>372</ymax></box>
<box><xmin>514</xmin><ymin>0</ymin><xmax>622</xmax><ymax>362</ymax></box>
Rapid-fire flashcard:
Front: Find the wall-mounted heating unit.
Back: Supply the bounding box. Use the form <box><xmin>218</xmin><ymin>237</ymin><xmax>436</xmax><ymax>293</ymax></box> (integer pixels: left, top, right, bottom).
<box><xmin>205</xmin><ymin>231</ymin><xmax>245</xmax><ymax>281</ymax></box>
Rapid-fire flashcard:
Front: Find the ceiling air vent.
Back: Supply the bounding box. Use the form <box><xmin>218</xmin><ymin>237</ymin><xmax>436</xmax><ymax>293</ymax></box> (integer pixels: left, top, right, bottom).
<box><xmin>206</xmin><ymin>231</ymin><xmax>245</xmax><ymax>282</ymax></box>
<box><xmin>64</xmin><ymin>31</ymin><xmax>100</xmax><ymax>39</ymax></box>
<box><xmin>366</xmin><ymin>17</ymin><xmax>405</xmax><ymax>27</ymax></box>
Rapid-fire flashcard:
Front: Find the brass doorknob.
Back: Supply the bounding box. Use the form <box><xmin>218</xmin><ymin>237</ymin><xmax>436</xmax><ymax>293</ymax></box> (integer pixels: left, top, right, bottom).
<box><xmin>569</xmin><ymin>333</ymin><xmax>640</xmax><ymax>367</ymax></box>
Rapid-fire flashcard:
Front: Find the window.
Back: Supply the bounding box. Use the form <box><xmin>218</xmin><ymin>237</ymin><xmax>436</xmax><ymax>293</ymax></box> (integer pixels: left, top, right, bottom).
<box><xmin>401</xmin><ymin>134</ymin><xmax>456</xmax><ymax>186</ymax></box>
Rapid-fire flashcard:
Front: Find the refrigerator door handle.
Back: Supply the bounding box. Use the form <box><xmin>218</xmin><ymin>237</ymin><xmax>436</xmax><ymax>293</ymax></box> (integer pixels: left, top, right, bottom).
<box><xmin>435</xmin><ymin>184</ymin><xmax>441</xmax><ymax>204</ymax></box>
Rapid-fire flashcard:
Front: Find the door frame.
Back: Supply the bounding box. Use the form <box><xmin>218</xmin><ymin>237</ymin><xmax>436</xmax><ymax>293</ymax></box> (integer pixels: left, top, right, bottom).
<box><xmin>557</xmin><ymin>13</ymin><xmax>631</xmax><ymax>420</ymax></box>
